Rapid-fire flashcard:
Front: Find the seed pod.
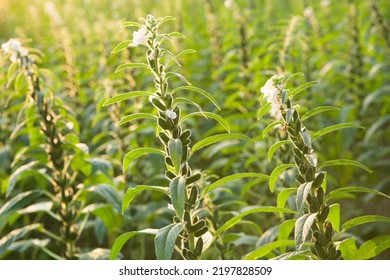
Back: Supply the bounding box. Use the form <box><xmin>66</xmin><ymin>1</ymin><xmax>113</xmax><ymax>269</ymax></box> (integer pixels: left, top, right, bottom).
<box><xmin>185</xmin><ymin>202</ymin><xmax>191</xmax><ymax>211</ymax></box>
<box><xmin>287</xmin><ymin>126</ymin><xmax>296</xmax><ymax>135</ymax></box>
<box><xmin>194</xmin><ymin>226</ymin><xmax>208</xmax><ymax>237</ymax></box>
<box><xmin>166</xmin><ymin>118</ymin><xmax>174</xmax><ymax>130</ymax></box>
<box><xmin>317</xmin><ymin>233</ymin><xmax>328</xmax><ymax>247</ymax></box>
<box><xmin>180</xmin><ymin>129</ymin><xmax>191</xmax><ymax>141</ymax></box>
<box><xmin>325</xmin><ymin>222</ymin><xmax>334</xmax><ymax>241</ymax></box>
<box><xmin>165</xmin><ymin>156</ymin><xmax>173</xmax><ymax>167</ymax></box>
<box><xmin>188</xmin><ymin>186</ymin><xmax>199</xmax><ymax>205</ymax></box>
<box><xmin>312</xmin><ymin>230</ymin><xmax>321</xmax><ymax>240</ymax></box>
<box><xmin>182</xmin><ymin>146</ymin><xmax>189</xmax><ymax>162</ymax></box>
<box><xmin>151</xmin><ymin>97</ymin><xmax>166</xmax><ymax>111</ymax></box>
<box><xmin>173</xmin><ymin>216</ymin><xmax>181</xmax><ymax>223</ymax></box>
<box><xmin>298</xmin><ymin>164</ymin><xmax>306</xmax><ymax>175</ymax></box>
<box><xmin>184</xmin><ymin>211</ymin><xmax>191</xmax><ymax>229</ymax></box>
<box><xmin>192</xmin><ymin>215</ymin><xmax>199</xmax><ymax>224</ymax></box>
<box><xmin>311</xmin><ymin>223</ymin><xmax>319</xmax><ymax>232</ymax></box>
<box><xmin>185</xmin><ymin>250</ymin><xmax>197</xmax><ymax>260</ymax></box>
<box><xmin>158</xmin><ymin>117</ymin><xmax>168</xmax><ymax>130</ymax></box>
<box><xmin>293</xmin><ymin>148</ymin><xmax>302</xmax><ymax>158</ymax></box>
<box><xmin>327</xmin><ymin>247</ymin><xmax>337</xmax><ymax>260</ymax></box>
<box><xmin>159</xmin><ymin>132</ymin><xmax>170</xmax><ymax>144</ymax></box>
<box><xmin>312</xmin><ymin>173</ymin><xmax>325</xmax><ymax>189</ymax></box>
<box><xmin>181</xmin><ymin>164</ymin><xmax>188</xmax><ymax>175</ymax></box>
<box><xmin>173</xmin><ymin>107</ymin><xmax>180</xmax><ymax>125</ymax></box>
<box><xmin>195</xmin><ymin>238</ymin><xmax>203</xmax><ymax>257</ymax></box>
<box><xmin>172</xmin><ymin>127</ymin><xmax>181</xmax><ymax>138</ymax></box>
<box><xmin>309</xmin><ymin>203</ymin><xmax>318</xmax><ymax>213</ymax></box>
<box><xmin>306</xmin><ymin>194</ymin><xmax>313</xmax><ymax>204</ymax></box>
<box><xmin>182</xmin><ymin>139</ymin><xmax>191</xmax><ymax>146</ymax></box>
<box><xmin>182</xmin><ymin>248</ymin><xmax>188</xmax><ymax>258</ymax></box>
<box><xmin>295</xmin><ymin>174</ymin><xmax>305</xmax><ymax>184</ymax></box>
<box><xmin>319</xmin><ymin>205</ymin><xmax>330</xmax><ymax>222</ymax></box>
<box><xmin>295</xmin><ymin>119</ymin><xmax>301</xmax><ymax>132</ymax></box>
<box><xmin>314</xmin><ymin>242</ymin><xmax>327</xmax><ymax>259</ymax></box>
<box><xmin>191</xmin><ymin>220</ymin><xmax>207</xmax><ymax>233</ymax></box>
<box><xmin>316</xmin><ymin>187</ymin><xmax>324</xmax><ymax>205</ymax></box>
<box><xmin>187</xmin><ymin>173</ymin><xmax>202</xmax><ymax>185</ymax></box>
<box><xmin>165</xmin><ymin>170</ymin><xmax>176</xmax><ymax>180</ymax></box>
<box><xmin>165</xmin><ymin>94</ymin><xmax>172</xmax><ymax>108</ymax></box>
<box><xmin>305</xmin><ymin>167</ymin><xmax>315</xmax><ymax>181</ymax></box>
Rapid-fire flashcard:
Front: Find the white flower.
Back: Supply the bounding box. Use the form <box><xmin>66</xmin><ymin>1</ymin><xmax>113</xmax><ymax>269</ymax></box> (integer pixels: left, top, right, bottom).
<box><xmin>224</xmin><ymin>0</ymin><xmax>233</xmax><ymax>8</ymax></box>
<box><xmin>166</xmin><ymin>109</ymin><xmax>177</xmax><ymax>120</ymax></box>
<box><xmin>1</xmin><ymin>39</ymin><xmax>21</xmax><ymax>54</ymax></box>
<box><xmin>303</xmin><ymin>7</ymin><xmax>314</xmax><ymax>18</ymax></box>
<box><xmin>132</xmin><ymin>27</ymin><xmax>149</xmax><ymax>46</ymax></box>
<box><xmin>147</xmin><ymin>49</ymin><xmax>156</xmax><ymax>60</ymax></box>
<box><xmin>321</xmin><ymin>0</ymin><xmax>330</xmax><ymax>7</ymax></box>
<box><xmin>261</xmin><ymin>75</ymin><xmax>282</xmax><ymax>119</ymax></box>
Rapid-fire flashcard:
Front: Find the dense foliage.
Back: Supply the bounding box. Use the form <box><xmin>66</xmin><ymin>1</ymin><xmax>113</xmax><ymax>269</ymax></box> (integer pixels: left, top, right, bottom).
<box><xmin>0</xmin><ymin>0</ymin><xmax>389</xmax><ymax>260</ymax></box>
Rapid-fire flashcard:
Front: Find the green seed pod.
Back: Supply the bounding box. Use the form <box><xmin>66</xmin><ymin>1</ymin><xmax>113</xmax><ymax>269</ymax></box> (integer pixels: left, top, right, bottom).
<box><xmin>325</xmin><ymin>222</ymin><xmax>334</xmax><ymax>241</ymax></box>
<box><xmin>195</xmin><ymin>238</ymin><xmax>203</xmax><ymax>257</ymax></box>
<box><xmin>192</xmin><ymin>215</ymin><xmax>199</xmax><ymax>224</ymax></box>
<box><xmin>151</xmin><ymin>97</ymin><xmax>166</xmax><ymax>111</ymax></box>
<box><xmin>184</xmin><ymin>211</ymin><xmax>191</xmax><ymax>229</ymax></box>
<box><xmin>311</xmin><ymin>223</ymin><xmax>319</xmax><ymax>232</ymax></box>
<box><xmin>165</xmin><ymin>94</ymin><xmax>173</xmax><ymax>108</ymax></box>
<box><xmin>319</xmin><ymin>205</ymin><xmax>330</xmax><ymax>222</ymax></box>
<box><xmin>317</xmin><ymin>187</ymin><xmax>324</xmax><ymax>205</ymax></box>
<box><xmin>188</xmin><ymin>186</ymin><xmax>199</xmax><ymax>206</ymax></box>
<box><xmin>165</xmin><ymin>170</ymin><xmax>176</xmax><ymax>180</ymax></box>
<box><xmin>181</xmin><ymin>164</ymin><xmax>188</xmax><ymax>175</ymax></box>
<box><xmin>314</xmin><ymin>242</ymin><xmax>327</xmax><ymax>259</ymax></box>
<box><xmin>182</xmin><ymin>139</ymin><xmax>191</xmax><ymax>146</ymax></box>
<box><xmin>159</xmin><ymin>132</ymin><xmax>170</xmax><ymax>144</ymax></box>
<box><xmin>305</xmin><ymin>167</ymin><xmax>315</xmax><ymax>181</ymax></box>
<box><xmin>187</xmin><ymin>173</ymin><xmax>202</xmax><ymax>185</ymax></box>
<box><xmin>165</xmin><ymin>156</ymin><xmax>173</xmax><ymax>167</ymax></box>
<box><xmin>306</xmin><ymin>194</ymin><xmax>313</xmax><ymax>204</ymax></box>
<box><xmin>327</xmin><ymin>247</ymin><xmax>337</xmax><ymax>260</ymax></box>
<box><xmin>287</xmin><ymin>126</ymin><xmax>295</xmax><ymax>135</ymax></box>
<box><xmin>185</xmin><ymin>250</ymin><xmax>197</xmax><ymax>260</ymax></box>
<box><xmin>158</xmin><ymin>117</ymin><xmax>168</xmax><ymax>130</ymax></box>
<box><xmin>172</xmin><ymin>127</ymin><xmax>181</xmax><ymax>138</ymax></box>
<box><xmin>166</xmin><ymin>118</ymin><xmax>174</xmax><ymax>130</ymax></box>
<box><xmin>191</xmin><ymin>220</ymin><xmax>206</xmax><ymax>233</ymax></box>
<box><xmin>173</xmin><ymin>216</ymin><xmax>181</xmax><ymax>223</ymax></box>
<box><xmin>312</xmin><ymin>173</ymin><xmax>325</xmax><ymax>189</ymax></box>
<box><xmin>309</xmin><ymin>203</ymin><xmax>318</xmax><ymax>213</ymax></box>
<box><xmin>298</xmin><ymin>164</ymin><xmax>306</xmax><ymax>175</ymax></box>
<box><xmin>173</xmin><ymin>107</ymin><xmax>180</xmax><ymax>125</ymax></box>
<box><xmin>317</xmin><ymin>233</ymin><xmax>328</xmax><ymax>247</ymax></box>
<box><xmin>295</xmin><ymin>119</ymin><xmax>301</xmax><ymax>132</ymax></box>
<box><xmin>180</xmin><ymin>129</ymin><xmax>191</xmax><ymax>141</ymax></box>
<box><xmin>296</xmin><ymin>174</ymin><xmax>305</xmax><ymax>184</ymax></box>
<box><xmin>182</xmin><ymin>248</ymin><xmax>188</xmax><ymax>258</ymax></box>
<box><xmin>182</xmin><ymin>146</ymin><xmax>189</xmax><ymax>162</ymax></box>
<box><xmin>194</xmin><ymin>226</ymin><xmax>208</xmax><ymax>237</ymax></box>
<box><xmin>312</xmin><ymin>230</ymin><xmax>321</xmax><ymax>240</ymax></box>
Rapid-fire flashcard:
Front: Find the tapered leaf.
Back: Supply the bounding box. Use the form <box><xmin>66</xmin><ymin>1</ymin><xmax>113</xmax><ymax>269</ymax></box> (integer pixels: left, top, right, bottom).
<box><xmin>262</xmin><ymin>121</ymin><xmax>284</xmax><ymax>138</ymax></box>
<box><xmin>278</xmin><ymin>220</ymin><xmax>297</xmax><ymax>253</ymax></box>
<box><xmin>0</xmin><ymin>224</ymin><xmax>42</xmax><ymax>257</ymax></box>
<box><xmin>301</xmin><ymin>106</ymin><xmax>340</xmax><ymax>121</ymax></box>
<box><xmin>111</xmin><ymin>40</ymin><xmax>133</xmax><ymax>53</ymax></box>
<box><xmin>169</xmin><ymin>177</ymin><xmax>186</xmax><ymax>218</ymax></box>
<box><xmin>299</xmin><ymin>130</ymin><xmax>312</xmax><ymax>149</ymax></box>
<box><xmin>6</xmin><ymin>161</ymin><xmax>39</xmax><ymax>197</ymax></box>
<box><xmin>277</xmin><ymin>188</ymin><xmax>297</xmax><ymax>216</ymax></box>
<box><xmin>102</xmin><ymin>91</ymin><xmax>153</xmax><ymax>106</ymax></box>
<box><xmin>191</xmin><ymin>133</ymin><xmax>252</xmax><ymax>156</ymax></box>
<box><xmin>172</xmin><ymin>97</ymin><xmax>204</xmax><ymax>114</ymax></box>
<box><xmin>319</xmin><ymin>159</ymin><xmax>372</xmax><ymax>173</ymax></box>
<box><xmin>337</xmin><ymin>237</ymin><xmax>357</xmax><ymax>260</ymax></box>
<box><xmin>204</xmin><ymin>173</ymin><xmax>270</xmax><ymax>194</ymax></box>
<box><xmin>122</xmin><ymin>185</ymin><xmax>169</xmax><ymax>214</ymax></box>
<box><xmin>155</xmin><ymin>223</ymin><xmax>184</xmax><ymax>260</ymax></box>
<box><xmin>180</xmin><ymin>112</ymin><xmax>230</xmax><ymax>133</ymax></box>
<box><xmin>115</xmin><ymin>63</ymin><xmax>149</xmax><ymax>73</ymax></box>
<box><xmin>244</xmin><ymin>240</ymin><xmax>296</xmax><ymax>260</ymax></box>
<box><xmin>122</xmin><ymin>21</ymin><xmax>142</xmax><ymax>28</ymax></box>
<box><xmin>0</xmin><ymin>190</ymin><xmax>45</xmax><ymax>216</ymax></box>
<box><xmin>327</xmin><ymin>186</ymin><xmax>390</xmax><ymax>200</ymax></box>
<box><xmin>269</xmin><ymin>164</ymin><xmax>295</xmax><ymax>192</ymax></box>
<box><xmin>166</xmin><ymin>72</ymin><xmax>191</xmax><ymax>85</ymax></box>
<box><xmin>118</xmin><ymin>113</ymin><xmax>157</xmax><ymax>126</ymax></box>
<box><xmin>257</xmin><ymin>102</ymin><xmax>271</xmax><ymax>120</ymax></box>
<box><xmin>171</xmin><ymin>86</ymin><xmax>220</xmax><ymax>110</ymax></box>
<box><xmin>342</xmin><ymin>215</ymin><xmax>390</xmax><ymax>231</ymax></box>
<box><xmin>268</xmin><ymin>140</ymin><xmax>291</xmax><ymax>161</ymax></box>
<box><xmin>296</xmin><ymin>182</ymin><xmax>313</xmax><ymax>213</ymax></box>
<box><xmin>357</xmin><ymin>235</ymin><xmax>390</xmax><ymax>260</ymax></box>
<box><xmin>295</xmin><ymin>213</ymin><xmax>317</xmax><ymax>250</ymax></box>
<box><xmin>123</xmin><ymin>148</ymin><xmax>165</xmax><ymax>172</ymax></box>
<box><xmin>214</xmin><ymin>206</ymin><xmax>296</xmax><ymax>239</ymax></box>
<box><xmin>109</xmin><ymin>229</ymin><xmax>158</xmax><ymax>260</ymax></box>
<box><xmin>328</xmin><ymin>203</ymin><xmax>340</xmax><ymax>232</ymax></box>
<box><xmin>291</xmin><ymin>81</ymin><xmax>318</xmax><ymax>98</ymax></box>
<box><xmin>168</xmin><ymin>139</ymin><xmax>183</xmax><ymax>174</ymax></box>
<box><xmin>313</xmin><ymin>123</ymin><xmax>364</xmax><ymax>139</ymax></box>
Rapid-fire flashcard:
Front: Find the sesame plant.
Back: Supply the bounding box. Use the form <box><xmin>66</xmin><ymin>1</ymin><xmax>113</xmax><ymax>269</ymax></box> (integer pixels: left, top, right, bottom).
<box><xmin>247</xmin><ymin>74</ymin><xmax>390</xmax><ymax>260</ymax></box>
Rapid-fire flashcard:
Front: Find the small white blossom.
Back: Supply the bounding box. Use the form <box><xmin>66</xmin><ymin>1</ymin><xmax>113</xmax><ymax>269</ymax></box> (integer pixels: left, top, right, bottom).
<box><xmin>147</xmin><ymin>49</ymin><xmax>157</xmax><ymax>60</ymax></box>
<box><xmin>132</xmin><ymin>27</ymin><xmax>149</xmax><ymax>46</ymax></box>
<box><xmin>321</xmin><ymin>0</ymin><xmax>330</xmax><ymax>7</ymax></box>
<box><xmin>224</xmin><ymin>0</ymin><xmax>233</xmax><ymax>8</ymax></box>
<box><xmin>261</xmin><ymin>75</ymin><xmax>282</xmax><ymax>120</ymax></box>
<box><xmin>1</xmin><ymin>39</ymin><xmax>28</xmax><ymax>63</ymax></box>
<box><xmin>303</xmin><ymin>7</ymin><xmax>314</xmax><ymax>18</ymax></box>
<box><xmin>167</xmin><ymin>203</ymin><xmax>175</xmax><ymax>212</ymax></box>
<box><xmin>166</xmin><ymin>109</ymin><xmax>177</xmax><ymax>120</ymax></box>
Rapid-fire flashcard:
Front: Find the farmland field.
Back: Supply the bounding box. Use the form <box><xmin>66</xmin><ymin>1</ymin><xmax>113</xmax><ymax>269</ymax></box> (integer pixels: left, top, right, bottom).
<box><xmin>0</xmin><ymin>0</ymin><xmax>389</xmax><ymax>260</ymax></box>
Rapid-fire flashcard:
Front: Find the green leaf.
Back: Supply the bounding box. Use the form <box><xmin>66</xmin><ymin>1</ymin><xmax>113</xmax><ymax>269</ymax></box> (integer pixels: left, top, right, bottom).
<box><xmin>88</xmin><ymin>184</ymin><xmax>122</xmax><ymax>213</ymax></box>
<box><xmin>158</xmin><ymin>16</ymin><xmax>176</xmax><ymax>26</ymax></box>
<box><xmin>169</xmin><ymin>177</ymin><xmax>186</xmax><ymax>218</ymax></box>
<box><xmin>0</xmin><ymin>190</ymin><xmax>45</xmax><ymax>216</ymax></box>
<box><xmin>257</xmin><ymin>102</ymin><xmax>271</xmax><ymax>120</ymax></box>
<box><xmin>122</xmin><ymin>21</ymin><xmax>142</xmax><ymax>28</ymax></box>
<box><xmin>118</xmin><ymin>113</ymin><xmax>157</xmax><ymax>126</ymax></box>
<box><xmin>284</xmin><ymin>72</ymin><xmax>304</xmax><ymax>85</ymax></box>
<box><xmin>328</xmin><ymin>203</ymin><xmax>340</xmax><ymax>232</ymax></box>
<box><xmin>173</xmin><ymin>97</ymin><xmax>204</xmax><ymax>114</ymax></box>
<box><xmin>296</xmin><ymin>182</ymin><xmax>313</xmax><ymax>213</ymax></box>
<box><xmin>319</xmin><ymin>159</ymin><xmax>373</xmax><ymax>173</ymax></box>
<box><xmin>161</xmin><ymin>48</ymin><xmax>182</xmax><ymax>67</ymax></box>
<box><xmin>262</xmin><ymin>121</ymin><xmax>284</xmax><ymax>138</ymax></box>
<box><xmin>272</xmin><ymin>250</ymin><xmax>311</xmax><ymax>260</ymax></box>
<box><xmin>204</xmin><ymin>173</ymin><xmax>270</xmax><ymax>194</ymax></box>
<box><xmin>313</xmin><ymin>123</ymin><xmax>364</xmax><ymax>139</ymax></box>
<box><xmin>327</xmin><ymin>186</ymin><xmax>390</xmax><ymax>201</ymax></box>
<box><xmin>171</xmin><ymin>86</ymin><xmax>220</xmax><ymax>110</ymax></box>
<box><xmin>277</xmin><ymin>188</ymin><xmax>297</xmax><ymax>216</ymax></box>
<box><xmin>214</xmin><ymin>206</ymin><xmax>296</xmax><ymax>239</ymax></box>
<box><xmin>122</xmin><ymin>185</ymin><xmax>169</xmax><ymax>214</ymax></box>
<box><xmin>364</xmin><ymin>114</ymin><xmax>390</xmax><ymax>143</ymax></box>
<box><xmin>267</xmin><ymin>140</ymin><xmax>291</xmax><ymax>161</ymax></box>
<box><xmin>301</xmin><ymin>106</ymin><xmax>340</xmax><ymax>121</ymax></box>
<box><xmin>357</xmin><ymin>235</ymin><xmax>390</xmax><ymax>260</ymax></box>
<box><xmin>111</xmin><ymin>40</ymin><xmax>133</xmax><ymax>53</ymax></box>
<box><xmin>166</xmin><ymin>72</ymin><xmax>191</xmax><ymax>85</ymax></box>
<box><xmin>0</xmin><ymin>224</ymin><xmax>42</xmax><ymax>257</ymax></box>
<box><xmin>180</xmin><ymin>112</ymin><xmax>230</xmax><ymax>133</ymax></box>
<box><xmin>191</xmin><ymin>133</ymin><xmax>252</xmax><ymax>156</ymax></box>
<box><xmin>115</xmin><ymin>63</ymin><xmax>149</xmax><ymax>73</ymax></box>
<box><xmin>342</xmin><ymin>215</ymin><xmax>390</xmax><ymax>231</ymax></box>
<box><xmin>337</xmin><ymin>238</ymin><xmax>357</xmax><ymax>260</ymax></box>
<box><xmin>109</xmin><ymin>229</ymin><xmax>158</xmax><ymax>260</ymax></box>
<box><xmin>278</xmin><ymin>220</ymin><xmax>296</xmax><ymax>253</ymax></box>
<box><xmin>269</xmin><ymin>164</ymin><xmax>295</xmax><ymax>192</ymax></box>
<box><xmin>295</xmin><ymin>213</ymin><xmax>317</xmax><ymax>250</ymax></box>
<box><xmin>123</xmin><ymin>148</ymin><xmax>165</xmax><ymax>172</ymax></box>
<box><xmin>6</xmin><ymin>161</ymin><xmax>39</xmax><ymax>197</ymax></box>
<box><xmin>102</xmin><ymin>91</ymin><xmax>153</xmax><ymax>106</ymax></box>
<box><xmin>168</xmin><ymin>139</ymin><xmax>183</xmax><ymax>174</ymax></box>
<box><xmin>243</xmin><ymin>240</ymin><xmax>296</xmax><ymax>260</ymax></box>
<box><xmin>155</xmin><ymin>223</ymin><xmax>184</xmax><ymax>260</ymax></box>
<box><xmin>299</xmin><ymin>130</ymin><xmax>312</xmax><ymax>149</ymax></box>
<box><xmin>291</xmin><ymin>81</ymin><xmax>318</xmax><ymax>98</ymax></box>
